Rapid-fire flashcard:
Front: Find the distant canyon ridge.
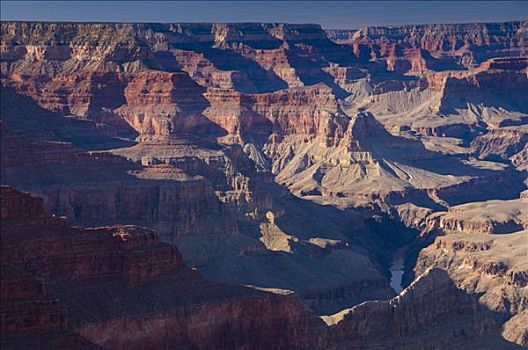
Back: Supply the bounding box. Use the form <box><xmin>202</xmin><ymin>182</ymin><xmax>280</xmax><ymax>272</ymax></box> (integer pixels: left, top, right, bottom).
<box><xmin>1</xmin><ymin>20</ymin><xmax>527</xmax><ymax>349</ymax></box>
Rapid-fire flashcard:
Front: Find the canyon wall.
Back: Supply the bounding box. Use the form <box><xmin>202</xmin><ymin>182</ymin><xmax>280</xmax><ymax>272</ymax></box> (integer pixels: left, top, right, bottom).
<box><xmin>2</xmin><ymin>187</ymin><xmax>521</xmax><ymax>349</ymax></box>
<box><xmin>0</xmin><ymin>186</ymin><xmax>328</xmax><ymax>350</ymax></box>
<box><xmin>1</xmin><ymin>20</ymin><xmax>527</xmax><ymax>348</ymax></box>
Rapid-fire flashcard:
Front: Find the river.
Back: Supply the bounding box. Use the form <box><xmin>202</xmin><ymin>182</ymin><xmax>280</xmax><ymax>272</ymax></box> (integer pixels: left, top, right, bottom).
<box><xmin>389</xmin><ymin>246</ymin><xmax>406</xmax><ymax>294</ymax></box>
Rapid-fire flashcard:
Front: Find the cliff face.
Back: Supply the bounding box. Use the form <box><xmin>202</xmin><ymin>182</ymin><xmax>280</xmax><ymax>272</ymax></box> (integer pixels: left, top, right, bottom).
<box><xmin>0</xmin><ymin>124</ymin><xmax>230</xmax><ymax>240</ymax></box>
<box><xmin>414</xmin><ymin>232</ymin><xmax>528</xmax><ymax>346</ymax></box>
<box><xmin>0</xmin><ymin>186</ymin><xmax>328</xmax><ymax>350</ymax></box>
<box><xmin>471</xmin><ymin>126</ymin><xmax>528</xmax><ymax>160</ymax></box>
<box><xmin>323</xmin><ymin>268</ymin><xmax>515</xmax><ymax>349</ymax></box>
<box><xmin>116</xmin><ymin>71</ymin><xmax>218</xmax><ymax>138</ymax></box>
<box><xmin>0</xmin><ymin>21</ymin><xmax>350</xmax><ymax>141</ymax></box>
<box><xmin>2</xmin><ymin>187</ymin><xmax>522</xmax><ymax>349</ymax></box>
<box><xmin>412</xmin><ymin>193</ymin><xmax>528</xmax><ymax>347</ymax></box>
<box><xmin>328</xmin><ymin>21</ymin><xmax>527</xmax><ymax>70</ymax></box>
<box><xmin>424</xmin><ymin>197</ymin><xmax>527</xmax><ymax>234</ymax></box>
<box><xmin>0</xmin><ymin>187</ymin><xmax>184</xmax><ymax>284</ymax></box>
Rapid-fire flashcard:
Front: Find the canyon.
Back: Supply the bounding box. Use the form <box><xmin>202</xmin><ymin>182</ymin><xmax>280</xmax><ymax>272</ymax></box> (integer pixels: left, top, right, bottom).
<box><xmin>1</xmin><ymin>20</ymin><xmax>527</xmax><ymax>349</ymax></box>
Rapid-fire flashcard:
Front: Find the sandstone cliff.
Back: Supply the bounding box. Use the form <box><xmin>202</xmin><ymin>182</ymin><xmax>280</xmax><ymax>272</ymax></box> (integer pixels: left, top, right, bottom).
<box><xmin>328</xmin><ymin>21</ymin><xmax>527</xmax><ymax>70</ymax></box>
<box><xmin>323</xmin><ymin>268</ymin><xmax>521</xmax><ymax>349</ymax></box>
<box><xmin>2</xmin><ymin>187</ymin><xmax>523</xmax><ymax>349</ymax></box>
<box><xmin>0</xmin><ymin>186</ymin><xmax>328</xmax><ymax>350</ymax></box>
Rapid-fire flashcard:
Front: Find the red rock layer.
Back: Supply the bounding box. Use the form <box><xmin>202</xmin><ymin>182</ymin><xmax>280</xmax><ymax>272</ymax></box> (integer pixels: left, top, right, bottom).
<box><xmin>329</xmin><ymin>21</ymin><xmax>527</xmax><ymax>71</ymax></box>
<box><xmin>0</xmin><ymin>186</ymin><xmax>326</xmax><ymax>350</ymax></box>
<box><xmin>0</xmin><ymin>125</ymin><xmax>233</xmax><ymax>241</ymax></box>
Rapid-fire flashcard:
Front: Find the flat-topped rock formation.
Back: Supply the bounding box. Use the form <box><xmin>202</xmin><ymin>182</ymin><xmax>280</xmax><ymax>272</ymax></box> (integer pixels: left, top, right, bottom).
<box><xmin>424</xmin><ymin>197</ymin><xmax>527</xmax><ymax>234</ymax></box>
<box><xmin>328</xmin><ymin>21</ymin><xmax>527</xmax><ymax>70</ymax></box>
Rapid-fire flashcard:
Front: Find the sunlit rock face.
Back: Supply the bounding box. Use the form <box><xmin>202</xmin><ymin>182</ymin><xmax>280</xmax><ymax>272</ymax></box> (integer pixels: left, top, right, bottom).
<box><xmin>328</xmin><ymin>21</ymin><xmax>528</xmax><ymax>71</ymax></box>
<box><xmin>1</xmin><ymin>20</ymin><xmax>527</xmax><ymax>349</ymax></box>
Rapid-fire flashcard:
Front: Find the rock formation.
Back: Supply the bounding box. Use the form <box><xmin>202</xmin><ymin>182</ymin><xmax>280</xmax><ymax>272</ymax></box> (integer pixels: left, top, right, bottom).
<box><xmin>1</xmin><ymin>187</ymin><xmax>522</xmax><ymax>349</ymax></box>
<box><xmin>414</xmin><ymin>230</ymin><xmax>528</xmax><ymax>346</ymax></box>
<box><xmin>1</xmin><ymin>19</ymin><xmax>527</xmax><ymax>348</ymax></box>
<box><xmin>323</xmin><ymin>268</ymin><xmax>520</xmax><ymax>349</ymax></box>
<box><xmin>424</xmin><ymin>197</ymin><xmax>527</xmax><ymax>234</ymax></box>
<box><xmin>328</xmin><ymin>21</ymin><xmax>527</xmax><ymax>70</ymax></box>
<box><xmin>0</xmin><ymin>186</ymin><xmax>327</xmax><ymax>350</ymax></box>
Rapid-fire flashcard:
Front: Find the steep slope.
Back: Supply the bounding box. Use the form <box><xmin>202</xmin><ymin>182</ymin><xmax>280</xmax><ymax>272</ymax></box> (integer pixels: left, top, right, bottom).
<box><xmin>0</xmin><ymin>186</ymin><xmax>327</xmax><ymax>350</ymax></box>
<box><xmin>2</xmin><ymin>187</ymin><xmax>523</xmax><ymax>349</ymax></box>
<box><xmin>328</xmin><ymin>21</ymin><xmax>527</xmax><ymax>70</ymax></box>
<box><xmin>323</xmin><ymin>268</ymin><xmax>522</xmax><ymax>349</ymax></box>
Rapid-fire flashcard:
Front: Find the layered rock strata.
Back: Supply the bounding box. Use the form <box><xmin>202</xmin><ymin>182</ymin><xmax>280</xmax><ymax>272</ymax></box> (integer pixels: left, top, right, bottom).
<box><xmin>1</xmin><ymin>20</ymin><xmax>527</xmax><ymax>348</ymax></box>
<box><xmin>2</xmin><ymin>187</ymin><xmax>522</xmax><ymax>349</ymax></box>
<box><xmin>0</xmin><ymin>186</ymin><xmax>326</xmax><ymax>350</ymax></box>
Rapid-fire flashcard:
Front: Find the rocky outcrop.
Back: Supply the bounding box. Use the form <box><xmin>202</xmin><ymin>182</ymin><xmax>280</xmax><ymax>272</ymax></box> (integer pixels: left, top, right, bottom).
<box><xmin>394</xmin><ymin>203</ymin><xmax>433</xmax><ymax>230</ymax></box>
<box><xmin>511</xmin><ymin>143</ymin><xmax>528</xmax><ymax>171</ymax></box>
<box><xmin>323</xmin><ymin>268</ymin><xmax>515</xmax><ymax>349</ymax></box>
<box><xmin>0</xmin><ymin>187</ymin><xmax>183</xmax><ymax>284</ymax></box>
<box><xmin>328</xmin><ymin>21</ymin><xmax>527</xmax><ymax>70</ymax></box>
<box><xmin>471</xmin><ymin>126</ymin><xmax>528</xmax><ymax>160</ymax></box>
<box><xmin>263</xmin><ymin>110</ymin><xmax>523</xmax><ymax>208</ymax></box>
<box><xmin>0</xmin><ymin>186</ymin><xmax>328</xmax><ymax>350</ymax></box>
<box><xmin>438</xmin><ymin>69</ymin><xmax>528</xmax><ymax>114</ymax></box>
<box><xmin>502</xmin><ymin>311</ymin><xmax>528</xmax><ymax>346</ymax></box>
<box><xmin>424</xmin><ymin>197</ymin><xmax>527</xmax><ymax>234</ymax></box>
<box><xmin>413</xmin><ymin>231</ymin><xmax>528</xmax><ymax>346</ymax></box>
